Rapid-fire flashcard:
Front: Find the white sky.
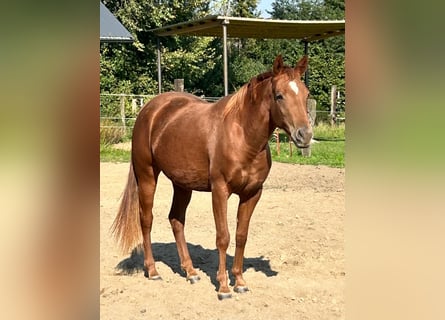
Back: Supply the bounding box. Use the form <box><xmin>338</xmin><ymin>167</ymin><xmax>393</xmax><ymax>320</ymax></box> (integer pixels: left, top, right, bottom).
<box><xmin>257</xmin><ymin>0</ymin><xmax>273</xmax><ymax>18</ymax></box>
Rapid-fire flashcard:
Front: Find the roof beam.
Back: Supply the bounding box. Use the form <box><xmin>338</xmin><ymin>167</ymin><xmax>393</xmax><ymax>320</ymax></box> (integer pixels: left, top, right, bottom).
<box><xmin>151</xmin><ymin>16</ymin><xmax>345</xmax><ymax>41</ymax></box>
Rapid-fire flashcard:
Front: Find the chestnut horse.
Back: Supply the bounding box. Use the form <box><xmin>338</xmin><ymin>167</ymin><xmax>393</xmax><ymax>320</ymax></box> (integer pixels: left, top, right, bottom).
<box><xmin>112</xmin><ymin>55</ymin><xmax>313</xmax><ymax>300</ymax></box>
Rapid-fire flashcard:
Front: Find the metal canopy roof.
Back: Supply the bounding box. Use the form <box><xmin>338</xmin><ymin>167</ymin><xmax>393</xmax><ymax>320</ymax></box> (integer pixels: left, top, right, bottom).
<box><xmin>151</xmin><ymin>16</ymin><xmax>345</xmax><ymax>96</ymax></box>
<box><xmin>100</xmin><ymin>2</ymin><xmax>134</xmax><ymax>43</ymax></box>
<box><xmin>151</xmin><ymin>15</ymin><xmax>345</xmax><ymax>41</ymax></box>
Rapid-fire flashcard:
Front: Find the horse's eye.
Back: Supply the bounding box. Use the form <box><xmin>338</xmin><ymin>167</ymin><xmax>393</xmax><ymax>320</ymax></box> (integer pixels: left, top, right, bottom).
<box><xmin>275</xmin><ymin>93</ymin><xmax>284</xmax><ymax>101</ymax></box>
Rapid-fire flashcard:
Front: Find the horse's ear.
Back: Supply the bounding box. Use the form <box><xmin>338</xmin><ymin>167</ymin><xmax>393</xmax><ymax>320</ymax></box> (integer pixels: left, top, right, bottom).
<box><xmin>273</xmin><ymin>55</ymin><xmax>284</xmax><ymax>75</ymax></box>
<box><xmin>295</xmin><ymin>55</ymin><xmax>308</xmax><ymax>76</ymax></box>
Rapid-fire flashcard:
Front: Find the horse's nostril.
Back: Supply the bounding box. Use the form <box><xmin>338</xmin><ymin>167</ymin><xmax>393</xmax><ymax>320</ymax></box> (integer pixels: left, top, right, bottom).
<box><xmin>296</xmin><ymin>127</ymin><xmax>312</xmax><ymax>143</ymax></box>
<box><xmin>297</xmin><ymin>129</ymin><xmax>304</xmax><ymax>140</ymax></box>
<box><xmin>297</xmin><ymin>127</ymin><xmax>306</xmax><ymax>138</ymax></box>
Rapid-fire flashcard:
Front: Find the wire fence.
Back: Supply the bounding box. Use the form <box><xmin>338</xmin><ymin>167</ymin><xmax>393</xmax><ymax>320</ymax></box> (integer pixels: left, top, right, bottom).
<box><xmin>100</xmin><ymin>93</ymin><xmax>345</xmax><ymax>144</ymax></box>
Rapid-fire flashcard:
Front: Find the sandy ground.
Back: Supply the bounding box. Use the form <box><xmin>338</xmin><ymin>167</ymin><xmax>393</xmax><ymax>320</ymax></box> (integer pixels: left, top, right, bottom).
<box><xmin>100</xmin><ymin>161</ymin><xmax>345</xmax><ymax>319</ymax></box>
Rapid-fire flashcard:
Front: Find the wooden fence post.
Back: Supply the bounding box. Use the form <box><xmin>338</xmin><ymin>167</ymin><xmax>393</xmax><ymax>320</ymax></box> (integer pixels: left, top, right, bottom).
<box><xmin>120</xmin><ymin>94</ymin><xmax>126</xmax><ymax>132</ymax></box>
<box><xmin>174</xmin><ymin>79</ymin><xmax>184</xmax><ymax>92</ymax></box>
<box><xmin>131</xmin><ymin>98</ymin><xmax>138</xmax><ymax>114</ymax></box>
<box><xmin>274</xmin><ymin>129</ymin><xmax>280</xmax><ymax>155</ymax></box>
<box><xmin>300</xmin><ymin>98</ymin><xmax>316</xmax><ymax>157</ymax></box>
<box><xmin>289</xmin><ymin>140</ymin><xmax>292</xmax><ymax>157</ymax></box>
<box><xmin>307</xmin><ymin>98</ymin><xmax>317</xmax><ymax>127</ymax></box>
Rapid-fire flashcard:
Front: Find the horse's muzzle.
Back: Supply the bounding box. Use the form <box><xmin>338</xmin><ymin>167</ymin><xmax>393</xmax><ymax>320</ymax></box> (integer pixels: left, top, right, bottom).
<box><xmin>292</xmin><ymin>126</ymin><xmax>313</xmax><ymax>148</ymax></box>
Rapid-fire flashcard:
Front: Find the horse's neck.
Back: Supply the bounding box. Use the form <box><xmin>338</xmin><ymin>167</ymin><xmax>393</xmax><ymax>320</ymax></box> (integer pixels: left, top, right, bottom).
<box><xmin>235</xmin><ymin>80</ymin><xmax>275</xmax><ymax>151</ymax></box>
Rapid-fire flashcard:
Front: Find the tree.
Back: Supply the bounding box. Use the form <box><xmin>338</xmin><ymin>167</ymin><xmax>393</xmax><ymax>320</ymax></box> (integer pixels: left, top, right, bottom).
<box><xmin>210</xmin><ymin>0</ymin><xmax>259</xmax><ymax>17</ymax></box>
<box><xmin>100</xmin><ymin>0</ymin><xmax>345</xmax><ymax>112</ymax></box>
<box><xmin>231</xmin><ymin>0</ymin><xmax>260</xmax><ymax>17</ymax></box>
<box><xmin>100</xmin><ymin>0</ymin><xmax>212</xmax><ymax>94</ymax></box>
<box><xmin>266</xmin><ymin>0</ymin><xmax>345</xmax><ymax>114</ymax></box>
<box><xmin>270</xmin><ymin>0</ymin><xmax>325</xmax><ymax>20</ymax></box>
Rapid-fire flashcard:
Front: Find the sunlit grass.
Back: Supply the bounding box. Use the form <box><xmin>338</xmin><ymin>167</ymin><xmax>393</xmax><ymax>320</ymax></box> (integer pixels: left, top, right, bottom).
<box><xmin>100</xmin><ymin>144</ymin><xmax>130</xmax><ymax>162</ymax></box>
<box><xmin>269</xmin><ymin>122</ymin><xmax>345</xmax><ymax>167</ymax></box>
<box><xmin>313</xmin><ymin>121</ymin><xmax>345</xmax><ymax>140</ymax></box>
<box><xmin>269</xmin><ymin>140</ymin><xmax>344</xmax><ymax>167</ymax></box>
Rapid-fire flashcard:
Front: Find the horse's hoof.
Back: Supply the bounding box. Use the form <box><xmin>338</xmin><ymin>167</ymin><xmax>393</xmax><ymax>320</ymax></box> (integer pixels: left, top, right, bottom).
<box><xmin>187</xmin><ymin>275</ymin><xmax>200</xmax><ymax>284</ymax></box>
<box><xmin>217</xmin><ymin>292</ymin><xmax>232</xmax><ymax>300</ymax></box>
<box><xmin>234</xmin><ymin>286</ymin><xmax>249</xmax><ymax>293</ymax></box>
<box><xmin>149</xmin><ymin>275</ymin><xmax>163</xmax><ymax>281</ymax></box>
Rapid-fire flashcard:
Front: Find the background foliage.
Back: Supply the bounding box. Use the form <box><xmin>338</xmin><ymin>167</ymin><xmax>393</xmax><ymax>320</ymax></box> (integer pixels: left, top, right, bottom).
<box><xmin>100</xmin><ymin>0</ymin><xmax>344</xmax><ymax>112</ymax></box>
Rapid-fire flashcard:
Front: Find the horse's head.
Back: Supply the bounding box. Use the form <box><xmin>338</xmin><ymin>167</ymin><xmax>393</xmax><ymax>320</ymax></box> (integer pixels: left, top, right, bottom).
<box><xmin>269</xmin><ymin>55</ymin><xmax>313</xmax><ymax>148</ymax></box>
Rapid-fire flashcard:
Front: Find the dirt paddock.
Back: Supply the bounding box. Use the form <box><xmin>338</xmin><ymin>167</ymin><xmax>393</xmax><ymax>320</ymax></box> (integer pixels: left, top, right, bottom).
<box><xmin>100</xmin><ymin>161</ymin><xmax>344</xmax><ymax>319</ymax></box>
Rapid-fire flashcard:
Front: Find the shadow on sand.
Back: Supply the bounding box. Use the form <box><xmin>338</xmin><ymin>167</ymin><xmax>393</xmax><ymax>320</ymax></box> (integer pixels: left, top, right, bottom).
<box><xmin>116</xmin><ymin>242</ymin><xmax>278</xmax><ymax>290</ymax></box>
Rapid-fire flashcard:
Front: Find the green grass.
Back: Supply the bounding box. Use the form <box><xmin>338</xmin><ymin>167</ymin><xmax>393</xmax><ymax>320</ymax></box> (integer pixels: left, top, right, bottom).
<box><xmin>100</xmin><ymin>144</ymin><xmax>131</xmax><ymax>162</ymax></box>
<box><xmin>313</xmin><ymin>121</ymin><xmax>345</xmax><ymax>140</ymax></box>
<box><xmin>100</xmin><ymin>123</ymin><xmax>345</xmax><ymax>167</ymax></box>
<box><xmin>269</xmin><ymin>140</ymin><xmax>344</xmax><ymax>167</ymax></box>
<box><xmin>269</xmin><ymin>122</ymin><xmax>345</xmax><ymax>167</ymax></box>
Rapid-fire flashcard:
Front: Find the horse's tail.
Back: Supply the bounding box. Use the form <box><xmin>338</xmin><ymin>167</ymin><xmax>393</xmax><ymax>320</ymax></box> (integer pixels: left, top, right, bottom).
<box><xmin>111</xmin><ymin>162</ymin><xmax>142</xmax><ymax>253</ymax></box>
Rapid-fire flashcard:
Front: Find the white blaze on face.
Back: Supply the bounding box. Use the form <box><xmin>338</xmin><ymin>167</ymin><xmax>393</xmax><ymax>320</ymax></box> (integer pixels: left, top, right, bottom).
<box><xmin>289</xmin><ymin>81</ymin><xmax>299</xmax><ymax>96</ymax></box>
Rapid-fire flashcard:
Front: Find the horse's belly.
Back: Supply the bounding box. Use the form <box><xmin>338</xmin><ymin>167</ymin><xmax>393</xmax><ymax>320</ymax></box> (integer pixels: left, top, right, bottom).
<box><xmin>151</xmin><ymin>122</ymin><xmax>211</xmax><ymax>191</ymax></box>
<box><xmin>164</xmin><ymin>167</ymin><xmax>211</xmax><ymax>191</ymax></box>
<box><xmin>153</xmin><ymin>149</ymin><xmax>211</xmax><ymax>191</ymax></box>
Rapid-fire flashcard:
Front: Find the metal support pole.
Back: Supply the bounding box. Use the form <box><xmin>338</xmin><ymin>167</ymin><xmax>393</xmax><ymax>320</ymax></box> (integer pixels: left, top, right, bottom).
<box><xmin>303</xmin><ymin>40</ymin><xmax>309</xmax><ymax>88</ymax></box>
<box><xmin>330</xmin><ymin>85</ymin><xmax>337</xmax><ymax>126</ymax></box>
<box><xmin>222</xmin><ymin>20</ymin><xmax>229</xmax><ymax>96</ymax></box>
<box><xmin>157</xmin><ymin>37</ymin><xmax>162</xmax><ymax>94</ymax></box>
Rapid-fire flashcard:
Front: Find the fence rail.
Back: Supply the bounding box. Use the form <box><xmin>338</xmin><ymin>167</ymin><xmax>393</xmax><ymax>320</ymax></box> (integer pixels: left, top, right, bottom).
<box><xmin>100</xmin><ymin>93</ymin><xmax>345</xmax><ymax>135</ymax></box>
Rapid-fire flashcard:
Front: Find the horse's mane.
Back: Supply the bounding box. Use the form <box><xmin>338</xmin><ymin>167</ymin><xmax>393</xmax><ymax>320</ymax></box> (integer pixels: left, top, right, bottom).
<box><xmin>222</xmin><ymin>65</ymin><xmax>297</xmax><ymax>118</ymax></box>
<box><xmin>223</xmin><ymin>71</ymin><xmax>274</xmax><ymax>118</ymax></box>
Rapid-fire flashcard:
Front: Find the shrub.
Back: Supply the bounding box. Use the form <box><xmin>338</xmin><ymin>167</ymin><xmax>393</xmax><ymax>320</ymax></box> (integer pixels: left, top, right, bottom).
<box><xmin>100</xmin><ymin>119</ymin><xmax>126</xmax><ymax>145</ymax></box>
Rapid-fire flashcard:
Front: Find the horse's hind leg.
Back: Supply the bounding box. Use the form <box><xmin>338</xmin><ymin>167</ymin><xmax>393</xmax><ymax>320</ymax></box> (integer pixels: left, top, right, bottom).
<box><xmin>169</xmin><ymin>184</ymin><xmax>200</xmax><ymax>283</ymax></box>
<box><xmin>137</xmin><ymin>165</ymin><xmax>161</xmax><ymax>280</ymax></box>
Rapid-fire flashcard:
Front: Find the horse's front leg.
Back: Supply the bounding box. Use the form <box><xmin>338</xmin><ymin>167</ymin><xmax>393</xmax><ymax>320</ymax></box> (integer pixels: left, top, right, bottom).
<box><xmin>211</xmin><ymin>182</ymin><xmax>231</xmax><ymax>300</ymax></box>
<box><xmin>232</xmin><ymin>188</ymin><xmax>262</xmax><ymax>293</ymax></box>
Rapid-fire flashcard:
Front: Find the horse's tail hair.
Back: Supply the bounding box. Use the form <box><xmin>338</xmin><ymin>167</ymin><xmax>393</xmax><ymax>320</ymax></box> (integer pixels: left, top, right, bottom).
<box><xmin>111</xmin><ymin>162</ymin><xmax>142</xmax><ymax>253</ymax></box>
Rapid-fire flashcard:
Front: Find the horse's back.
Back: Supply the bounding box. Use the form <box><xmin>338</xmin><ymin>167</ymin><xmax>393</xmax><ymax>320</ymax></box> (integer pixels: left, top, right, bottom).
<box><xmin>138</xmin><ymin>91</ymin><xmax>209</xmax><ymax>118</ymax></box>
